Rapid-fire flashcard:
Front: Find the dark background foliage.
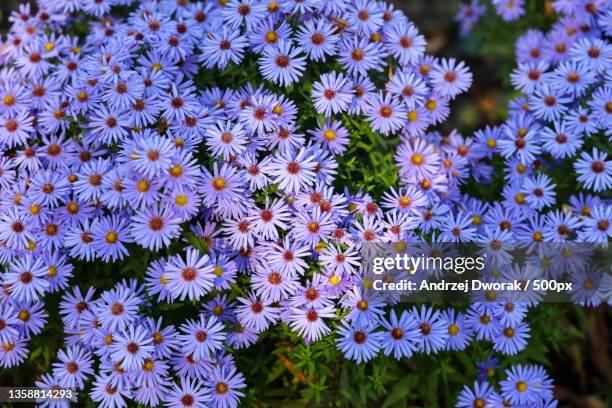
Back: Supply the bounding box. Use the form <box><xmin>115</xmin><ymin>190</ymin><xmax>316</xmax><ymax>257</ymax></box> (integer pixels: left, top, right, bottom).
<box><xmin>0</xmin><ymin>1</ymin><xmax>611</xmax><ymax>407</ymax></box>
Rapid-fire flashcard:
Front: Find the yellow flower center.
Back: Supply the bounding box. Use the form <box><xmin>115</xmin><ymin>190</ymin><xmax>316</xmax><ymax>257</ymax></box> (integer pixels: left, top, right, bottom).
<box><xmin>137</xmin><ymin>179</ymin><xmax>150</xmax><ymax>192</ymax></box>
<box><xmin>175</xmin><ymin>194</ymin><xmax>188</xmax><ymax>206</ymax></box>
<box><xmin>169</xmin><ymin>165</ymin><xmax>183</xmax><ymax>177</ymax></box>
<box><xmin>27</xmin><ymin>239</ymin><xmax>37</xmax><ymax>251</ymax></box>
<box><xmin>67</xmin><ymin>202</ymin><xmax>79</xmax><ymax>214</ymax></box>
<box><xmin>2</xmin><ymin>95</ymin><xmax>15</xmax><ymax>106</ymax></box>
<box><xmin>105</xmin><ymin>231</ymin><xmax>118</xmax><ymax>244</ymax></box>
<box><xmin>212</xmin><ymin>177</ymin><xmax>226</xmax><ymax>191</ymax></box>
<box><xmin>395</xmin><ymin>241</ymin><xmax>407</xmax><ymax>252</ymax></box>
<box><xmin>411</xmin><ymin>153</ymin><xmax>424</xmax><ymax>165</ymax></box>
<box><xmin>323</xmin><ymin>129</ymin><xmax>336</xmax><ymax>141</ymax></box>
<box><xmin>265</xmin><ymin>31</ymin><xmax>278</xmax><ymax>43</ymax></box>
<box><xmin>143</xmin><ymin>359</ymin><xmax>154</xmax><ymax>371</ymax></box>
<box><xmin>29</xmin><ymin>204</ymin><xmax>41</xmax><ymax>215</ymax></box>
<box><xmin>18</xmin><ymin>310</ymin><xmax>30</xmax><ymax>321</ymax></box>
<box><xmin>329</xmin><ymin>275</ymin><xmax>341</xmax><ymax>286</ymax></box>
<box><xmin>214</xmin><ymin>266</ymin><xmax>223</xmax><ymax>277</ymax></box>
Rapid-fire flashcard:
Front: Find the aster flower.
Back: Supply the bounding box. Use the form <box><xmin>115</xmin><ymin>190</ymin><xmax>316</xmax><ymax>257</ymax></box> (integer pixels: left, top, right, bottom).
<box><xmin>336</xmin><ymin>321</ymin><xmax>383</xmax><ymax>363</ymax></box>
<box><xmin>0</xmin><ymin>208</ymin><xmax>35</xmax><ymax>250</ymax></box>
<box><xmin>201</xmin><ymin>28</ymin><xmax>248</xmax><ymax>69</ymax></box>
<box><xmin>510</xmin><ymin>61</ymin><xmax>552</xmax><ymax>94</ymax></box>
<box><xmin>206</xmin><ymin>365</ymin><xmax>246</xmax><ymax>408</ymax></box>
<box><xmin>411</xmin><ymin>306</ymin><xmax>449</xmax><ymax>354</ymax></box>
<box><xmin>110</xmin><ymin>325</ymin><xmax>155</xmax><ymax>371</ymax></box>
<box><xmin>246</xmin><ymin>197</ymin><xmax>290</xmax><ymax>241</ymax></box>
<box><xmin>579</xmin><ymin>205</ymin><xmax>611</xmax><ymax>243</ymax></box>
<box><xmin>200</xmin><ymin>162</ymin><xmax>245</xmax><ymax>208</ymax></box>
<box><xmin>178</xmin><ymin>315</ymin><xmax>226</xmax><ymax>360</ymax></box>
<box><xmin>0</xmin><ymin>302</ymin><xmax>20</xmax><ymax>343</ymax></box>
<box><xmin>311</xmin><ymin>71</ymin><xmax>352</xmax><ymax>117</ymax></box>
<box><xmin>223</xmin><ymin>0</ymin><xmax>265</xmax><ymax>31</ymax></box>
<box><xmin>338</xmin><ymin>36</ymin><xmax>384</xmax><ymax>77</ymax></box>
<box><xmin>570</xmin><ymin>37</ymin><xmax>612</xmax><ymax>73</ymax></box>
<box><xmin>529</xmin><ymin>84</ymin><xmax>571</xmax><ymax>122</ymax></box>
<box><xmin>0</xmin><ymin>337</ymin><xmax>28</xmax><ymax>368</ymax></box>
<box><xmin>159</xmin><ymin>83</ymin><xmax>199</xmax><ymax>124</ymax></box>
<box><xmin>289</xmin><ymin>304</ymin><xmax>336</xmax><ymax>342</ymax></box>
<box><xmin>296</xmin><ymin>19</ymin><xmax>339</xmax><ymax>62</ymax></box>
<box><xmin>395</xmin><ymin>138</ymin><xmax>441</xmax><ymax>180</ymax></box>
<box><xmin>309</xmin><ymin>119</ymin><xmax>349</xmax><ymax>155</ymax></box>
<box><xmin>0</xmin><ymin>110</ymin><xmax>34</xmax><ymax>148</ymax></box>
<box><xmin>379</xmin><ymin>310</ymin><xmax>420</xmax><ymax>359</ymax></box>
<box><xmin>500</xmin><ymin>365</ymin><xmax>553</xmax><ymax>406</ymax></box>
<box><xmin>456</xmin><ymin>381</ymin><xmax>495</xmax><ymax>408</ymax></box>
<box><xmin>455</xmin><ymin>1</ymin><xmax>487</xmax><ymax>37</ymax></box>
<box><xmin>442</xmin><ymin>309</ymin><xmax>473</xmax><ymax>351</ymax></box>
<box><xmin>430</xmin><ymin>58</ymin><xmax>473</xmax><ymax>99</ymax></box>
<box><xmin>570</xmin><ymin>266</ymin><xmax>603</xmax><ymax>307</ymax></box>
<box><xmin>364</xmin><ymin>91</ymin><xmax>407</xmax><ymax>135</ymax></box>
<box><xmin>206</xmin><ymin>120</ymin><xmax>248</xmax><ymax>160</ymax></box>
<box><xmin>129</xmin><ymin>204</ymin><xmax>182</xmax><ymax>251</ymax></box>
<box><xmin>52</xmin><ymin>345</ymin><xmax>94</xmax><ymax>389</ymax></box>
<box><xmin>165</xmin><ymin>249</ymin><xmax>215</xmax><ymax>301</ymax></box>
<box><xmin>269</xmin><ymin>147</ymin><xmax>317</xmax><ymax>194</ymax></box>
<box><xmin>521</xmin><ymin>173</ymin><xmax>557</xmax><ymax>210</ymax></box>
<box><xmin>440</xmin><ymin>211</ymin><xmax>479</xmax><ymax>242</ymax></box>
<box><xmin>492</xmin><ymin>0</ymin><xmax>526</xmax><ymax>21</ymax></box>
<box><xmin>95</xmin><ymin>286</ymin><xmax>140</xmax><ymax>332</ymax></box>
<box><xmin>249</xmin><ymin>19</ymin><xmax>291</xmax><ymax>53</ymax></box>
<box><xmin>3</xmin><ymin>255</ymin><xmax>49</xmax><ymax>302</ymax></box>
<box><xmin>551</xmin><ymin>60</ymin><xmax>596</xmax><ymax>98</ymax></box>
<box><xmin>91</xmin><ymin>215</ymin><xmax>132</xmax><ymax>262</ymax></box>
<box><xmin>259</xmin><ymin>40</ymin><xmax>306</xmax><ymax>87</ymax></box>
<box><xmin>131</xmin><ymin>136</ymin><xmax>176</xmax><ymax>178</ymax></box>
<box><xmin>236</xmin><ymin>293</ymin><xmax>280</xmax><ymax>333</ymax></box>
<box><xmin>387</xmin><ymin>69</ymin><xmax>429</xmax><ymax>109</ymax></box>
<box><xmin>541</xmin><ymin>120</ymin><xmax>583</xmax><ymax>159</ymax></box>
<box><xmin>13</xmin><ymin>300</ymin><xmax>48</xmax><ymax>336</ymax></box>
<box><xmin>383</xmin><ymin>22</ymin><xmax>427</xmax><ymax>66</ymax></box>
<box><xmin>574</xmin><ymin>148</ymin><xmax>612</xmax><ymax>192</ymax></box>
<box><xmin>493</xmin><ymin>321</ymin><xmax>530</xmax><ymax>355</ymax></box>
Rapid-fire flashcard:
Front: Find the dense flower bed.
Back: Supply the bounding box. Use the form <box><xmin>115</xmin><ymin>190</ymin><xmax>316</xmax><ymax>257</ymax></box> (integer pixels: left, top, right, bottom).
<box><xmin>0</xmin><ymin>0</ymin><xmax>610</xmax><ymax>407</ymax></box>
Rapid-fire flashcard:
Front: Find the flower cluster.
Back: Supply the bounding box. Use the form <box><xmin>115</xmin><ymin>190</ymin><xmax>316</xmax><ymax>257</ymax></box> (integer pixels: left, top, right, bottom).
<box><xmin>457</xmin><ymin>363</ymin><xmax>554</xmax><ymax>408</ymax></box>
<box><xmin>0</xmin><ymin>0</ymin><xmax>609</xmax><ymax>407</ymax></box>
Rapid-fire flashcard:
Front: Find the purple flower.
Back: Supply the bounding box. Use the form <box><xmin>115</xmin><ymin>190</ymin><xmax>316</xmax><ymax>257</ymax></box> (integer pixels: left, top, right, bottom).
<box><xmin>311</xmin><ymin>71</ymin><xmax>352</xmax><ymax>117</ymax></box>
<box><xmin>336</xmin><ymin>321</ymin><xmax>383</xmax><ymax>363</ymax></box>
<box><xmin>52</xmin><ymin>346</ymin><xmax>94</xmax><ymax>390</ymax></box>
<box><xmin>259</xmin><ymin>40</ymin><xmax>306</xmax><ymax>87</ymax></box>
